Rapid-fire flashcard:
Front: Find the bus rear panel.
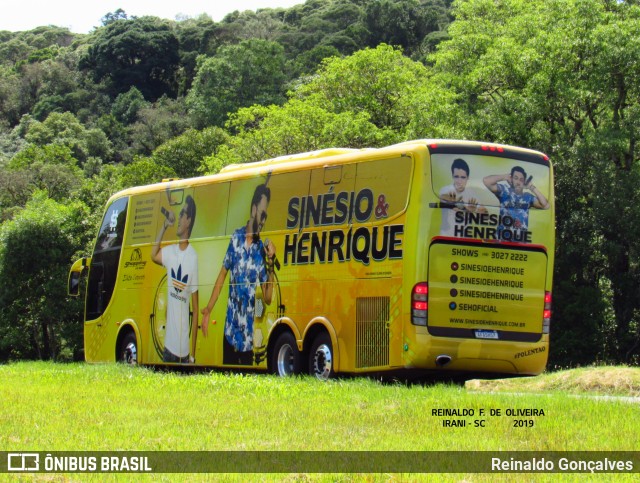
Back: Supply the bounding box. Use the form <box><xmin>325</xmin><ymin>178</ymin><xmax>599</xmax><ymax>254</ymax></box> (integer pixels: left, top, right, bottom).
<box><xmin>407</xmin><ymin>141</ymin><xmax>553</xmax><ymax>376</ymax></box>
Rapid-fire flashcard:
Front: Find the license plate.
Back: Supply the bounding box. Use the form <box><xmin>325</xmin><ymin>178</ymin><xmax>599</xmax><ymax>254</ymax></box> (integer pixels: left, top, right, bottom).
<box><xmin>475</xmin><ymin>330</ymin><xmax>499</xmax><ymax>340</ymax></box>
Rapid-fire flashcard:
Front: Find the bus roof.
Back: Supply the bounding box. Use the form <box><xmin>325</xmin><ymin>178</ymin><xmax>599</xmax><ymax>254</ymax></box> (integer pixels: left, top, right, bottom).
<box><xmin>108</xmin><ymin>139</ymin><xmax>549</xmax><ymax>202</ymax></box>
<box><xmin>219</xmin><ymin>147</ymin><xmax>363</xmax><ymax>174</ymax></box>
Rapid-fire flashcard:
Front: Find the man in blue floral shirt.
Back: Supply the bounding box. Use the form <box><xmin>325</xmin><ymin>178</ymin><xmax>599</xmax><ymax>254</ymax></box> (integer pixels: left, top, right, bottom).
<box><xmin>201</xmin><ymin>184</ymin><xmax>276</xmax><ymax>365</ymax></box>
<box><xmin>483</xmin><ymin>166</ymin><xmax>549</xmax><ymax>241</ymax></box>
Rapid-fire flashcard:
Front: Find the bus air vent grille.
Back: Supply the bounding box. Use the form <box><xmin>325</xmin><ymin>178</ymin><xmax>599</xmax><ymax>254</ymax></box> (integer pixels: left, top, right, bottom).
<box><xmin>356</xmin><ymin>296</ymin><xmax>390</xmax><ymax>369</ymax></box>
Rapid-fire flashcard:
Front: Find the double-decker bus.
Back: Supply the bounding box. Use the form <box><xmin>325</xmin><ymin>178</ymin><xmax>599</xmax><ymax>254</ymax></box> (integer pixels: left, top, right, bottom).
<box><xmin>69</xmin><ymin>139</ymin><xmax>554</xmax><ymax>379</ymax></box>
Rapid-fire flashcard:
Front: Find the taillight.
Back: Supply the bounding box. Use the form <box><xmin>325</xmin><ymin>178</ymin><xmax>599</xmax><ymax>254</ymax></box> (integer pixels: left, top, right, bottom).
<box><xmin>543</xmin><ymin>291</ymin><xmax>552</xmax><ymax>334</ymax></box>
<box><xmin>412</xmin><ymin>282</ymin><xmax>428</xmax><ymax>326</ymax></box>
<box><xmin>481</xmin><ymin>144</ymin><xmax>505</xmax><ymax>153</ymax></box>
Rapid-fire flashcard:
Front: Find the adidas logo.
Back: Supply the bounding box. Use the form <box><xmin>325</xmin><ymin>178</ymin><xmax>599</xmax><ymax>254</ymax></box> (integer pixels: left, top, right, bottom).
<box><xmin>171</xmin><ymin>265</ymin><xmax>189</xmax><ymax>293</ymax></box>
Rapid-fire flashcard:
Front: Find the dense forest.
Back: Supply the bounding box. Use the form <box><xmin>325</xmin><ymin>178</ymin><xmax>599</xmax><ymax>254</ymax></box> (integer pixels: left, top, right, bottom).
<box><xmin>0</xmin><ymin>0</ymin><xmax>638</xmax><ymax>368</ymax></box>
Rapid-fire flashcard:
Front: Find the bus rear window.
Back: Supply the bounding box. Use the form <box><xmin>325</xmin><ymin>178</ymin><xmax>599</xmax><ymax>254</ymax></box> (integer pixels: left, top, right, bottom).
<box><xmin>430</xmin><ymin>150</ymin><xmax>551</xmax><ymax>245</ymax></box>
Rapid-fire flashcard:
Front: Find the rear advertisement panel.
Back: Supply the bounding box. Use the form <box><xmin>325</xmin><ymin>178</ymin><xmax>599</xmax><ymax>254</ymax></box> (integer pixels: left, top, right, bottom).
<box><xmin>428</xmin><ymin>240</ymin><xmax>547</xmax><ymax>341</ymax></box>
<box><xmin>428</xmin><ymin>150</ymin><xmax>552</xmax><ymax>340</ymax></box>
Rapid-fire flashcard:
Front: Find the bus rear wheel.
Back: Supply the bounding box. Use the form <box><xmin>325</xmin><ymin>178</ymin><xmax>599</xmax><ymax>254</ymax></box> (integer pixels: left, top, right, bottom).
<box><xmin>271</xmin><ymin>332</ymin><xmax>301</xmax><ymax>376</ymax></box>
<box><xmin>309</xmin><ymin>333</ymin><xmax>334</xmax><ymax>380</ymax></box>
<box><xmin>118</xmin><ymin>331</ymin><xmax>137</xmax><ymax>365</ymax></box>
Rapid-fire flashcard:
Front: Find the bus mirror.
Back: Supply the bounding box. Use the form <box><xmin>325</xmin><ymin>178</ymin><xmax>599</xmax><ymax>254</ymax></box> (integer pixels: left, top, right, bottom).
<box><xmin>68</xmin><ymin>271</ymin><xmax>81</xmax><ymax>297</ymax></box>
<box><xmin>68</xmin><ymin>258</ymin><xmax>89</xmax><ymax>297</ymax></box>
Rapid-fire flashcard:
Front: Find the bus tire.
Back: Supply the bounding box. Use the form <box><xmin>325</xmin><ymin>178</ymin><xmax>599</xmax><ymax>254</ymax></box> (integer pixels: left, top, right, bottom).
<box><xmin>309</xmin><ymin>333</ymin><xmax>334</xmax><ymax>380</ymax></box>
<box><xmin>271</xmin><ymin>332</ymin><xmax>301</xmax><ymax>376</ymax></box>
<box><xmin>118</xmin><ymin>331</ymin><xmax>138</xmax><ymax>365</ymax></box>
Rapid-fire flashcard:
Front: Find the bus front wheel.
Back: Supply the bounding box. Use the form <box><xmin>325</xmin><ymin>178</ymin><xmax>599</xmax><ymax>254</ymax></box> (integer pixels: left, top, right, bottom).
<box><xmin>309</xmin><ymin>333</ymin><xmax>334</xmax><ymax>380</ymax></box>
<box><xmin>118</xmin><ymin>331</ymin><xmax>138</xmax><ymax>365</ymax></box>
<box><xmin>271</xmin><ymin>332</ymin><xmax>301</xmax><ymax>376</ymax></box>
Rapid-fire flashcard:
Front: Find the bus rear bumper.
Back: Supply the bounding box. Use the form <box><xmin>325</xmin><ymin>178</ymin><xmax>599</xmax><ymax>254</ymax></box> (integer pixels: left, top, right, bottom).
<box><xmin>403</xmin><ymin>331</ymin><xmax>548</xmax><ymax>376</ymax></box>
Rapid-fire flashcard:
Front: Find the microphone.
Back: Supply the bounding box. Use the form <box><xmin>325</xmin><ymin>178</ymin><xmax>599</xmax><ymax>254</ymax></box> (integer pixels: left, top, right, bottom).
<box><xmin>429</xmin><ymin>202</ymin><xmax>456</xmax><ymax>209</ymax></box>
<box><xmin>264</xmin><ymin>238</ymin><xmax>281</xmax><ymax>271</ymax></box>
<box><xmin>160</xmin><ymin>206</ymin><xmax>171</xmax><ymax>220</ymax></box>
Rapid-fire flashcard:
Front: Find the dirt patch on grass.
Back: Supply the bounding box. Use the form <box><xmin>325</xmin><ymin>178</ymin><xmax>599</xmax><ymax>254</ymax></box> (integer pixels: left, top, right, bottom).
<box><xmin>466</xmin><ymin>366</ymin><xmax>640</xmax><ymax>397</ymax></box>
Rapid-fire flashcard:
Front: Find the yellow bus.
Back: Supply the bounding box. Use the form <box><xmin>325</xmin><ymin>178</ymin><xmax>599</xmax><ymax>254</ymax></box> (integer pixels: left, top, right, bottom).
<box><xmin>69</xmin><ymin>139</ymin><xmax>554</xmax><ymax>379</ymax></box>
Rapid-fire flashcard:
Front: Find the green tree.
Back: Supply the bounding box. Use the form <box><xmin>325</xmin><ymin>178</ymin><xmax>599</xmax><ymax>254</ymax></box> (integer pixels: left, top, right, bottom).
<box><xmin>0</xmin><ymin>37</ymin><xmax>32</xmax><ymax>65</ymax></box>
<box><xmin>226</xmin><ymin>10</ymin><xmax>286</xmax><ymax>42</ymax></box>
<box><xmin>288</xmin><ymin>45</ymin><xmax>340</xmax><ymax>77</ymax></box>
<box><xmin>432</xmin><ymin>0</ymin><xmax>640</xmax><ymax>364</ymax></box>
<box><xmin>0</xmin><ymin>192</ymin><xmax>91</xmax><ymax>361</ymax></box>
<box><xmin>2</xmin><ymin>140</ymin><xmax>83</xmax><ymax>219</ymax></box>
<box><xmin>202</xmin><ymin>100</ymin><xmax>393</xmax><ymax>173</ymax></box>
<box><xmin>128</xmin><ymin>96</ymin><xmax>190</xmax><ymax>156</ymax></box>
<box><xmin>0</xmin><ymin>66</ymin><xmax>23</xmax><ymax>125</ymax></box>
<box><xmin>101</xmin><ymin>9</ymin><xmax>129</xmax><ymax>26</ymax></box>
<box><xmin>294</xmin><ymin>44</ymin><xmax>431</xmax><ymax>132</ymax></box>
<box><xmin>80</xmin><ymin>16</ymin><xmax>180</xmax><ymax>100</ymax></box>
<box><xmin>151</xmin><ymin>127</ymin><xmax>229</xmax><ymax>178</ymax></box>
<box><xmin>20</xmin><ymin>111</ymin><xmax>113</xmax><ymax>165</ymax></box>
<box><xmin>174</xmin><ymin>15</ymin><xmax>220</xmax><ymax>95</ymax></box>
<box><xmin>111</xmin><ymin>87</ymin><xmax>148</xmax><ymax>125</ymax></box>
<box><xmin>277</xmin><ymin>0</ymin><xmax>368</xmax><ymax>56</ymax></box>
<box><xmin>0</xmin><ymin>122</ymin><xmax>25</xmax><ymax>162</ymax></box>
<box><xmin>9</xmin><ymin>143</ymin><xmax>78</xmax><ymax>169</ymax></box>
<box><xmin>0</xmin><ymin>170</ymin><xmax>32</xmax><ymax>221</ymax></box>
<box><xmin>95</xmin><ymin>114</ymin><xmax>128</xmax><ymax>163</ymax></box>
<box><xmin>118</xmin><ymin>157</ymin><xmax>177</xmax><ymax>188</ymax></box>
<box><xmin>13</xmin><ymin>26</ymin><xmax>74</xmax><ymax>51</ymax></box>
<box><xmin>186</xmin><ymin>39</ymin><xmax>287</xmax><ymax>128</ymax></box>
<box><xmin>4</xmin><ymin>161</ymin><xmax>81</xmax><ymax>204</ymax></box>
<box><xmin>364</xmin><ymin>0</ymin><xmax>444</xmax><ymax>54</ymax></box>
<box><xmin>76</xmin><ymin>164</ymin><xmax>125</xmax><ymax>213</ymax></box>
<box><xmin>1</xmin><ymin>44</ymin><xmax>85</xmax><ymax>126</ymax></box>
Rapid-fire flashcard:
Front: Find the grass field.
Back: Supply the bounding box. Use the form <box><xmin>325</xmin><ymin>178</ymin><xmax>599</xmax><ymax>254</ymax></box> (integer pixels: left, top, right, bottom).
<box><xmin>1</xmin><ymin>362</ymin><xmax>638</xmax><ymax>481</ymax></box>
